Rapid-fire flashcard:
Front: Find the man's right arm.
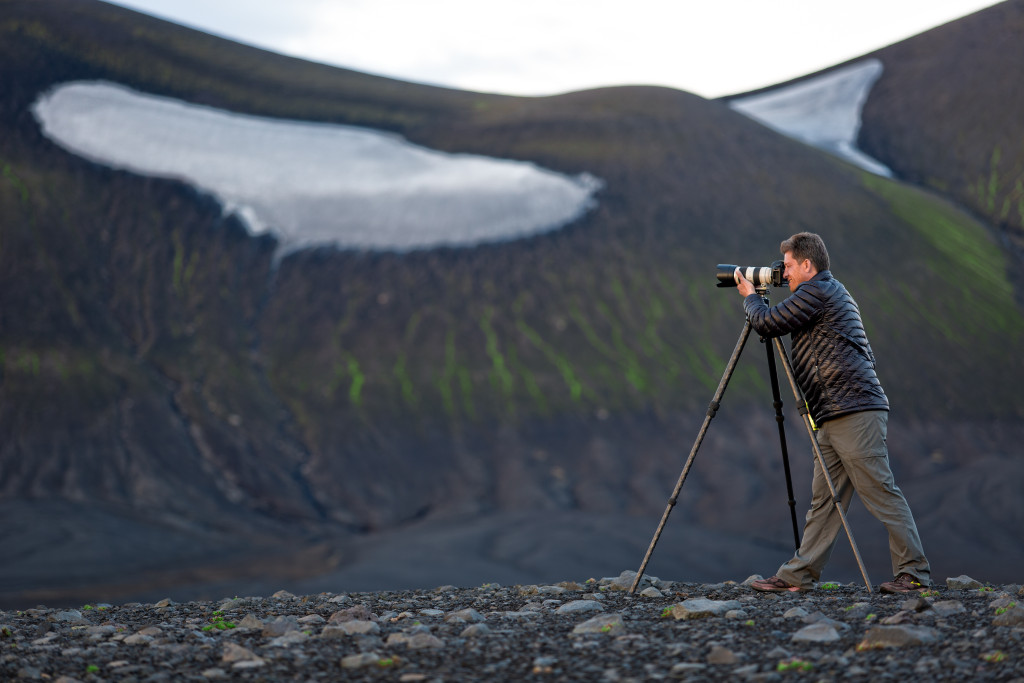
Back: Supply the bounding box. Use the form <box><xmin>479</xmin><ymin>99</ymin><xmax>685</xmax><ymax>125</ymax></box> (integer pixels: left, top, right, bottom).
<box><xmin>743</xmin><ymin>287</ymin><xmax>822</xmax><ymax>338</ymax></box>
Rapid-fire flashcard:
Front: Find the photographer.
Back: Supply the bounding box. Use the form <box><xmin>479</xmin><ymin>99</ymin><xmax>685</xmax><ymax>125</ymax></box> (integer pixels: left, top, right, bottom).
<box><xmin>735</xmin><ymin>232</ymin><xmax>931</xmax><ymax>594</ymax></box>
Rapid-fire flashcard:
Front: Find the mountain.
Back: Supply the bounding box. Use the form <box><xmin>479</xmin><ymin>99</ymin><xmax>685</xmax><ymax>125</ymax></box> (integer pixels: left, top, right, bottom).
<box><xmin>1</xmin><ymin>0</ymin><xmax>1022</xmax><ymax>607</ymax></box>
<box><xmin>859</xmin><ymin>0</ymin><xmax>1024</xmax><ymax>263</ymax></box>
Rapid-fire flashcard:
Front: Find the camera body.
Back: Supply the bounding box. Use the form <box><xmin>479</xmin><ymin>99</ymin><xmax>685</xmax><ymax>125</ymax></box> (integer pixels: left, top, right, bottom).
<box><xmin>716</xmin><ymin>260</ymin><xmax>787</xmax><ymax>288</ymax></box>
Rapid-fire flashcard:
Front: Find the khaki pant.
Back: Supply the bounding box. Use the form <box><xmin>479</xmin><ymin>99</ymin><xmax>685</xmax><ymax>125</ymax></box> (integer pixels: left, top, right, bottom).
<box><xmin>776</xmin><ymin>410</ymin><xmax>931</xmax><ymax>588</ymax></box>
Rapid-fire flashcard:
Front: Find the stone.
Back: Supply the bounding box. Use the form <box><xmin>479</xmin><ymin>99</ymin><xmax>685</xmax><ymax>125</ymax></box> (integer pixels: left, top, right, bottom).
<box><xmin>406</xmin><ymin>633</ymin><xmax>445</xmax><ymax>649</ymax></box>
<box><xmin>993</xmin><ymin>605</ymin><xmax>1024</xmax><ymax>627</ymax></box>
<box><xmin>901</xmin><ymin>597</ymin><xmax>931</xmax><ymax>612</ymax></box>
<box><xmin>556</xmin><ymin>600</ymin><xmax>605</xmax><ymax>615</ymax></box>
<box><xmin>639</xmin><ymin>587</ymin><xmax>663</xmax><ymax>598</ymax></box>
<box><xmin>859</xmin><ymin>625</ymin><xmax>941</xmax><ymax>649</ymax></box>
<box><xmin>152</xmin><ymin>599</ymin><xmax>174</xmax><ymax>608</ymax></box>
<box><xmin>122</xmin><ymin>633</ymin><xmax>154</xmax><ymax>645</ymax></box>
<box><xmin>221</xmin><ymin>642</ymin><xmax>260</xmax><ymax>663</ymax></box>
<box><xmin>53</xmin><ymin>610</ymin><xmax>85</xmax><ymax>623</ymax></box>
<box><xmin>340</xmin><ymin>652</ymin><xmax>383</xmax><ymax>669</ymax></box>
<box><xmin>724</xmin><ymin>610</ymin><xmax>748</xmax><ymax>619</ymax></box>
<box><xmin>236</xmin><ymin>614</ymin><xmax>263</xmax><ymax>630</ymax></box>
<box><xmin>783</xmin><ymin>607</ymin><xmax>809</xmax><ymax>619</ymax></box>
<box><xmin>329</xmin><ymin>605</ymin><xmax>377</xmax><ymax>623</ymax></box>
<box><xmin>572</xmin><ymin>613</ymin><xmax>627</xmax><ymax>635</ymax></box>
<box><xmin>321</xmin><ymin>620</ymin><xmax>380</xmax><ymax>636</ymax></box>
<box><xmin>931</xmin><ymin>600</ymin><xmax>966</xmax><ymax>617</ymax></box>
<box><xmin>298</xmin><ymin>614</ymin><xmax>325</xmax><ymax>625</ymax></box>
<box><xmin>946</xmin><ymin>575</ymin><xmax>983</xmax><ymax>590</ymax></box>
<box><xmin>460</xmin><ymin>623</ymin><xmax>491</xmax><ymax>637</ymax></box>
<box><xmin>741</xmin><ymin>574</ymin><xmax>764</xmax><ymax>587</ymax></box>
<box><xmin>271</xmin><ymin>590</ymin><xmax>296</xmax><ymax>599</ymax></box>
<box><xmin>792</xmin><ymin>623</ymin><xmax>840</xmax><ymax>643</ymax></box>
<box><xmin>670</xmin><ymin>662</ymin><xmax>707</xmax><ymax>675</ymax></box>
<box><xmin>328</xmin><ymin>595</ymin><xmax>353</xmax><ymax>604</ymax></box>
<box><xmin>268</xmin><ymin>631</ymin><xmax>308</xmax><ymax>647</ymax></box>
<box><xmin>261</xmin><ymin>615</ymin><xmax>300</xmax><ymax>637</ymax></box>
<box><xmin>706</xmin><ymin>645</ymin><xmax>738</xmax><ymax>664</ymax></box>
<box><xmin>671</xmin><ymin>598</ymin><xmax>743</xmax><ymax>620</ymax></box>
<box><xmin>447</xmin><ymin>608</ymin><xmax>485</xmax><ymax>623</ymax></box>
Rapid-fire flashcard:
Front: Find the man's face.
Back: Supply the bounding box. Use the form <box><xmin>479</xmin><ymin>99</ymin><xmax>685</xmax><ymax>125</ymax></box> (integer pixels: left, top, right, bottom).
<box><xmin>783</xmin><ymin>251</ymin><xmax>816</xmax><ymax>292</ymax></box>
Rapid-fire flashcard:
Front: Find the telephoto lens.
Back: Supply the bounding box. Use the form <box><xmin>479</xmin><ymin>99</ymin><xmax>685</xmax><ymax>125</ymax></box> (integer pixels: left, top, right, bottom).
<box><xmin>715</xmin><ymin>261</ymin><xmax>787</xmax><ymax>288</ymax></box>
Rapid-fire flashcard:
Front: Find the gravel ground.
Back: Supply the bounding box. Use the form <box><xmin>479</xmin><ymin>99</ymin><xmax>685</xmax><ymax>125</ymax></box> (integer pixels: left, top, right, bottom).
<box><xmin>2</xmin><ymin>572</ymin><xmax>1022</xmax><ymax>682</ymax></box>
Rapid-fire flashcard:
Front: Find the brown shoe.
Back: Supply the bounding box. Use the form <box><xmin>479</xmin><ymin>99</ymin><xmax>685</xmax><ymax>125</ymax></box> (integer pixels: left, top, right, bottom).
<box><xmin>879</xmin><ymin>573</ymin><xmax>926</xmax><ymax>594</ymax></box>
<box><xmin>751</xmin><ymin>575</ymin><xmax>807</xmax><ymax>593</ymax></box>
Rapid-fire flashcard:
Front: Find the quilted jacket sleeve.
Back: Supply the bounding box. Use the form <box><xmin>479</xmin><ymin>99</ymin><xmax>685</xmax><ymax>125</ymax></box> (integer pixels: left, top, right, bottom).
<box><xmin>742</xmin><ymin>285</ymin><xmax>823</xmax><ymax>338</ymax></box>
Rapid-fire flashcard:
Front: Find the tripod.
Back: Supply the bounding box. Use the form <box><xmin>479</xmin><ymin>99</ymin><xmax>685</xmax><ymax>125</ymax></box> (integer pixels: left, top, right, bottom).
<box><xmin>627</xmin><ymin>287</ymin><xmax>873</xmax><ymax>594</ymax></box>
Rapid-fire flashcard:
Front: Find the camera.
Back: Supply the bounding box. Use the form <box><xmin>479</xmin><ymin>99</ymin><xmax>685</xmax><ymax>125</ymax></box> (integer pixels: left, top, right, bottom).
<box><xmin>716</xmin><ymin>260</ymin><xmax>787</xmax><ymax>288</ymax></box>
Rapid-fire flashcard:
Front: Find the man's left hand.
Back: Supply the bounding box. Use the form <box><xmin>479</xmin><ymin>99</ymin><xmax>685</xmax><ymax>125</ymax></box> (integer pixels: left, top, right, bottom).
<box><xmin>735</xmin><ymin>268</ymin><xmax>756</xmax><ymax>297</ymax></box>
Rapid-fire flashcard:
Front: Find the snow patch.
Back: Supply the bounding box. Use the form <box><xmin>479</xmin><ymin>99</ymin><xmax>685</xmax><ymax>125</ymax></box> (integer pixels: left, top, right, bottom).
<box><xmin>32</xmin><ymin>81</ymin><xmax>602</xmax><ymax>253</ymax></box>
<box><xmin>728</xmin><ymin>59</ymin><xmax>891</xmax><ymax>177</ymax></box>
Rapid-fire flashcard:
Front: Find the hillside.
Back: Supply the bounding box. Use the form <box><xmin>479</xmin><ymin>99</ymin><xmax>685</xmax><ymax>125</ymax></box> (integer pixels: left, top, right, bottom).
<box><xmin>1</xmin><ymin>0</ymin><xmax>1022</xmax><ymax>605</ymax></box>
<box><xmin>858</xmin><ymin>0</ymin><xmax>1024</xmax><ymax>268</ymax></box>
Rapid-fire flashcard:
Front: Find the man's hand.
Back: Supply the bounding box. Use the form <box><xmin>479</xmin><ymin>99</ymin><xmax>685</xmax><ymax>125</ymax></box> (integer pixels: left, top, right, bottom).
<box><xmin>735</xmin><ymin>267</ymin><xmax>756</xmax><ymax>297</ymax></box>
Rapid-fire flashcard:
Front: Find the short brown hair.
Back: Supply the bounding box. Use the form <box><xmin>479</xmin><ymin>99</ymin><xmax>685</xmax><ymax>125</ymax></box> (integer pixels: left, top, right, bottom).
<box><xmin>780</xmin><ymin>232</ymin><xmax>830</xmax><ymax>272</ymax></box>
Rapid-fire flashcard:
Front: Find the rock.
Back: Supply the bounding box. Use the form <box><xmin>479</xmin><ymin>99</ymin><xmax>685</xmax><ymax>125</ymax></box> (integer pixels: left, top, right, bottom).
<box><xmin>931</xmin><ymin>601</ymin><xmax>966</xmax><ymax>617</ymax></box>
<box><xmin>122</xmin><ymin>633</ymin><xmax>154</xmax><ymax>645</ymax></box>
<box><xmin>671</xmin><ymin>599</ymin><xmax>743</xmax><ymax>620</ymax></box>
<box><xmin>881</xmin><ymin>610</ymin><xmax>916</xmax><ymax>625</ymax></box>
<box><xmin>572</xmin><ymin>613</ymin><xmax>627</xmax><ymax>635</ymax></box>
<box><xmin>993</xmin><ymin>605</ymin><xmax>1024</xmax><ymax>627</ymax></box>
<box><xmin>340</xmin><ymin>652</ymin><xmax>383</xmax><ymax>669</ymax></box>
<box><xmin>783</xmin><ymin>607</ymin><xmax>809</xmax><ymax>619</ymax></box>
<box><xmin>724</xmin><ymin>610</ymin><xmax>748</xmax><ymax>620</ymax></box>
<box><xmin>329</xmin><ymin>605</ymin><xmax>377</xmax><ymax>623</ymax></box>
<box><xmin>447</xmin><ymin>608</ymin><xmax>485</xmax><ymax>623</ymax></box>
<box><xmin>670</xmin><ymin>662</ymin><xmax>707</xmax><ymax>675</ymax></box>
<box><xmin>152</xmin><ymin>599</ymin><xmax>174</xmax><ymax>608</ymax></box>
<box><xmin>418</xmin><ymin>608</ymin><xmax>444</xmax><ymax>617</ymax></box>
<box><xmin>328</xmin><ymin>595</ymin><xmax>353</xmax><ymax>604</ymax></box>
<box><xmin>901</xmin><ymin>597</ymin><xmax>931</xmax><ymax>612</ymax></box>
<box><xmin>804</xmin><ymin>612</ymin><xmax>849</xmax><ymax>630</ymax></box>
<box><xmin>556</xmin><ymin>600</ymin><xmax>605</xmax><ymax>615</ymax></box>
<box><xmin>320</xmin><ymin>620</ymin><xmax>380</xmax><ymax>637</ymax></box>
<box><xmin>792</xmin><ymin>623</ymin><xmax>840</xmax><ymax>642</ymax></box>
<box><xmin>271</xmin><ymin>590</ymin><xmax>296</xmax><ymax>599</ymax></box>
<box><xmin>236</xmin><ymin>614</ymin><xmax>263</xmax><ymax>630</ymax></box>
<box><xmin>859</xmin><ymin>625</ymin><xmax>941</xmax><ymax>649</ymax></box>
<box><xmin>406</xmin><ymin>633</ymin><xmax>445</xmax><ymax>649</ymax></box>
<box><xmin>741</xmin><ymin>574</ymin><xmax>764</xmax><ymax>587</ymax></box>
<box><xmin>946</xmin><ymin>575</ymin><xmax>983</xmax><ymax>590</ymax></box>
<box><xmin>706</xmin><ymin>645</ymin><xmax>738</xmax><ymax>664</ymax></box>
<box><xmin>261</xmin><ymin>615</ymin><xmax>300</xmax><ymax>637</ymax></box>
<box><xmin>606</xmin><ymin>570</ymin><xmax>657</xmax><ymax>591</ymax></box>
<box><xmin>53</xmin><ymin>610</ymin><xmax>85</xmax><ymax>623</ymax></box>
<box><xmin>221</xmin><ymin>642</ymin><xmax>260</xmax><ymax>664</ymax></box>
<box><xmin>460</xmin><ymin>623</ymin><xmax>491</xmax><ymax>637</ymax></box>
<box><xmin>268</xmin><ymin>631</ymin><xmax>308</xmax><ymax>647</ymax></box>
<box><xmin>639</xmin><ymin>587</ymin><xmax>663</xmax><ymax>598</ymax></box>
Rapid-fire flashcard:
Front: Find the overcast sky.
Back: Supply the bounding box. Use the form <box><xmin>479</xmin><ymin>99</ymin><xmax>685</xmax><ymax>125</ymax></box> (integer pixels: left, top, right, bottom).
<box><xmin>104</xmin><ymin>0</ymin><xmax>1001</xmax><ymax>98</ymax></box>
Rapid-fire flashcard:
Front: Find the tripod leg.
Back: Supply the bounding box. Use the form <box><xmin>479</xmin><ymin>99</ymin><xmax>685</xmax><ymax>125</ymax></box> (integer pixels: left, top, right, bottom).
<box><xmin>771</xmin><ymin>337</ymin><xmax>874</xmax><ymax>593</ymax></box>
<box><xmin>763</xmin><ymin>339</ymin><xmax>801</xmax><ymax>551</ymax></box>
<box><xmin>628</xmin><ymin>320</ymin><xmax>753</xmax><ymax>595</ymax></box>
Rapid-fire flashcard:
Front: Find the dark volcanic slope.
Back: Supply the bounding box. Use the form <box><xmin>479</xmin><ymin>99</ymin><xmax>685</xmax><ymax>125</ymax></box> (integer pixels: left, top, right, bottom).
<box><xmin>1</xmin><ymin>0</ymin><xmax>1023</xmax><ymax>603</ymax></box>
<box><xmin>858</xmin><ymin>0</ymin><xmax>1024</xmax><ymax>259</ymax></box>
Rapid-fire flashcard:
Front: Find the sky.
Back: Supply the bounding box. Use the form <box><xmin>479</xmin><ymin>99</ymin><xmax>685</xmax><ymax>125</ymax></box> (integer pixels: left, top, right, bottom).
<box><xmin>104</xmin><ymin>0</ymin><xmax>1002</xmax><ymax>98</ymax></box>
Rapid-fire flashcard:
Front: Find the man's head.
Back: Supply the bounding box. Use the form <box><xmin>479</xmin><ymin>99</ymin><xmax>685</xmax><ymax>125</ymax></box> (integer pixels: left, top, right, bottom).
<box><xmin>780</xmin><ymin>232</ymin><xmax>829</xmax><ymax>292</ymax></box>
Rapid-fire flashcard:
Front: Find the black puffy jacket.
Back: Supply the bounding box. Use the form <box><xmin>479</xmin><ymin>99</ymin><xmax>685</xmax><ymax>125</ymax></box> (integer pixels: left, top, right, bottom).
<box><xmin>743</xmin><ymin>270</ymin><xmax>889</xmax><ymax>424</ymax></box>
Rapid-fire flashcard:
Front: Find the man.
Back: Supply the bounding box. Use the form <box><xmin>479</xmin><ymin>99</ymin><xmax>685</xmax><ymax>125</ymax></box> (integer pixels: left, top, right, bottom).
<box><xmin>735</xmin><ymin>232</ymin><xmax>930</xmax><ymax>594</ymax></box>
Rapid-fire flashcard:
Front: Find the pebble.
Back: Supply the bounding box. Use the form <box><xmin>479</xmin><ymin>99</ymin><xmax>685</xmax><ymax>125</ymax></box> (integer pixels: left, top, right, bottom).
<box><xmin>1</xmin><ymin>575</ymin><xmax>1021</xmax><ymax>680</ymax></box>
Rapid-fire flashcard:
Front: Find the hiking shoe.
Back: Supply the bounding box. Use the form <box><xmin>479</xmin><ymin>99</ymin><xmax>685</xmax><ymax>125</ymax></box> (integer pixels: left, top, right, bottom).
<box><xmin>750</xmin><ymin>576</ymin><xmax>807</xmax><ymax>593</ymax></box>
<box><xmin>879</xmin><ymin>573</ymin><xmax>926</xmax><ymax>594</ymax></box>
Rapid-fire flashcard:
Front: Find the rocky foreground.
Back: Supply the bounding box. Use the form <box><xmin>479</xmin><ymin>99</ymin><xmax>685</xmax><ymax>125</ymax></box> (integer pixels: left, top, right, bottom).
<box><xmin>2</xmin><ymin>572</ymin><xmax>1022</xmax><ymax>682</ymax></box>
